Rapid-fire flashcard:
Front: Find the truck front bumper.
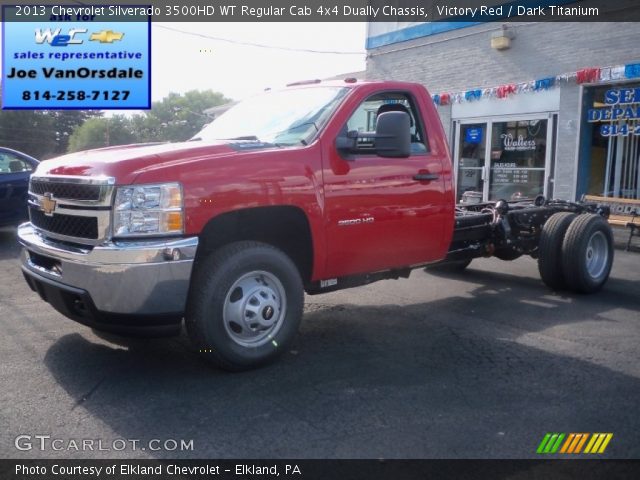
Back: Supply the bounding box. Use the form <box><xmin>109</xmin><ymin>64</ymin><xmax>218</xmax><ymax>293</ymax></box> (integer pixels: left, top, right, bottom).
<box><xmin>18</xmin><ymin>223</ymin><xmax>198</xmax><ymax>336</ymax></box>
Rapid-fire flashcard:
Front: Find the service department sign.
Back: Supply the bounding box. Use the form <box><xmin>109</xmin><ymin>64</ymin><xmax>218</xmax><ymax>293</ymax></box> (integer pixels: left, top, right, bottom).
<box><xmin>587</xmin><ymin>87</ymin><xmax>640</xmax><ymax>137</ymax></box>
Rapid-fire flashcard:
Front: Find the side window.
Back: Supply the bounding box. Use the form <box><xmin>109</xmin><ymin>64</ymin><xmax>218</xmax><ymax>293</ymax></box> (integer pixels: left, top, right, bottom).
<box><xmin>345</xmin><ymin>92</ymin><xmax>429</xmax><ymax>155</ymax></box>
<box><xmin>0</xmin><ymin>153</ymin><xmax>32</xmax><ymax>174</ymax></box>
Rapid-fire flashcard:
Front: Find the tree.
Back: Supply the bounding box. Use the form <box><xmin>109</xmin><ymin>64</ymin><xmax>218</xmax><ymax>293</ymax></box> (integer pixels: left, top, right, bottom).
<box><xmin>132</xmin><ymin>90</ymin><xmax>230</xmax><ymax>143</ymax></box>
<box><xmin>49</xmin><ymin>110</ymin><xmax>103</xmax><ymax>155</ymax></box>
<box><xmin>55</xmin><ymin>89</ymin><xmax>230</xmax><ymax>154</ymax></box>
<box><xmin>0</xmin><ymin>87</ymin><xmax>102</xmax><ymax>158</ymax></box>
<box><xmin>67</xmin><ymin>116</ymin><xmax>137</xmax><ymax>152</ymax></box>
<box><xmin>0</xmin><ymin>109</ymin><xmax>57</xmax><ymax>159</ymax></box>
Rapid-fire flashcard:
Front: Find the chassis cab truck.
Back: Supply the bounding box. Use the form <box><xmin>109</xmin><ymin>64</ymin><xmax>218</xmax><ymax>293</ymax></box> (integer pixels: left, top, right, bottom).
<box><xmin>18</xmin><ymin>80</ymin><xmax>614</xmax><ymax>370</ymax></box>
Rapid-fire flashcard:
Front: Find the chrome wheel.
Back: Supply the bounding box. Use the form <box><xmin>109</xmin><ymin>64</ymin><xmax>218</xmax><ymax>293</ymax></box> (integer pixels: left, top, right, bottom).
<box><xmin>585</xmin><ymin>231</ymin><xmax>608</xmax><ymax>280</ymax></box>
<box><xmin>222</xmin><ymin>270</ymin><xmax>286</xmax><ymax>347</ymax></box>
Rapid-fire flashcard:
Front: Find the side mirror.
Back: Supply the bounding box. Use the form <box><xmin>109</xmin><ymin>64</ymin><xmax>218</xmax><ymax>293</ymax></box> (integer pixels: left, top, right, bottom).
<box><xmin>335</xmin><ymin>129</ymin><xmax>358</xmax><ymax>153</ymax></box>
<box><xmin>374</xmin><ymin>111</ymin><xmax>411</xmax><ymax>158</ymax></box>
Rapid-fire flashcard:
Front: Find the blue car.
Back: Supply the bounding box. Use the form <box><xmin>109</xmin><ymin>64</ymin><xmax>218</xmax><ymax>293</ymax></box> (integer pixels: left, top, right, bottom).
<box><xmin>0</xmin><ymin>147</ymin><xmax>39</xmax><ymax>227</ymax></box>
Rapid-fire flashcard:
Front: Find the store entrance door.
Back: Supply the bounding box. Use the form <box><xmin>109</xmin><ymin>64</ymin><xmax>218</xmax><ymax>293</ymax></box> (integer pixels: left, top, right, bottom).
<box><xmin>454</xmin><ymin>123</ymin><xmax>487</xmax><ymax>203</ymax></box>
<box><xmin>454</xmin><ymin>114</ymin><xmax>554</xmax><ymax>203</ymax></box>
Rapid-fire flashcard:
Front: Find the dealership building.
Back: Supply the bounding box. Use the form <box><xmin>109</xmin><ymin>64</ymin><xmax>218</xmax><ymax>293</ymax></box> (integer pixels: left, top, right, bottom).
<box><xmin>365</xmin><ymin>21</ymin><xmax>640</xmax><ymax>205</ymax></box>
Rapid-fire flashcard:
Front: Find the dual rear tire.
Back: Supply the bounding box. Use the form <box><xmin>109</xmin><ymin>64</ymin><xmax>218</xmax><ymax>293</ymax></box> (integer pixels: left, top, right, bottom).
<box><xmin>538</xmin><ymin>213</ymin><xmax>613</xmax><ymax>293</ymax></box>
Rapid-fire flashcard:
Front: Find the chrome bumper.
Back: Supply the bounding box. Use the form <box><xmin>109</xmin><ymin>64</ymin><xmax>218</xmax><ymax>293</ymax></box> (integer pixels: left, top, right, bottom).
<box><xmin>18</xmin><ymin>223</ymin><xmax>198</xmax><ymax>316</ymax></box>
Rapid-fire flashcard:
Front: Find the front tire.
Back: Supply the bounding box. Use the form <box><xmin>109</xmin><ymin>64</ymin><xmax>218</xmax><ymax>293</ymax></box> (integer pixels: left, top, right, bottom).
<box><xmin>561</xmin><ymin>214</ymin><xmax>613</xmax><ymax>293</ymax></box>
<box><xmin>186</xmin><ymin>241</ymin><xmax>304</xmax><ymax>371</ymax></box>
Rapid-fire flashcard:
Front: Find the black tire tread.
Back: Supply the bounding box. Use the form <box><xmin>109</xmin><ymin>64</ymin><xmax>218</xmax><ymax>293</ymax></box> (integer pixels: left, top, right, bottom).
<box><xmin>561</xmin><ymin>214</ymin><xmax>613</xmax><ymax>294</ymax></box>
<box><xmin>538</xmin><ymin>212</ymin><xmax>576</xmax><ymax>290</ymax></box>
<box><xmin>185</xmin><ymin>241</ymin><xmax>303</xmax><ymax>371</ymax></box>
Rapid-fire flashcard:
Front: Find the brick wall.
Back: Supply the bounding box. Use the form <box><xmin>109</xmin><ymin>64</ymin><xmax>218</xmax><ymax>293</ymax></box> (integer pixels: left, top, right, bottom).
<box><xmin>366</xmin><ymin>22</ymin><xmax>640</xmax><ymax>199</ymax></box>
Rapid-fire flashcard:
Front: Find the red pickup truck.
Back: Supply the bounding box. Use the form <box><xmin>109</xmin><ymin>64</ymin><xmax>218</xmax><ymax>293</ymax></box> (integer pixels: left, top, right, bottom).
<box><xmin>18</xmin><ymin>79</ymin><xmax>614</xmax><ymax>370</ymax></box>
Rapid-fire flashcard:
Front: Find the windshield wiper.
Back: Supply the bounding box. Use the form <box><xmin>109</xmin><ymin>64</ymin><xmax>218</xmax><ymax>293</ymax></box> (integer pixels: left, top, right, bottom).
<box><xmin>223</xmin><ymin>135</ymin><xmax>260</xmax><ymax>141</ymax></box>
<box><xmin>285</xmin><ymin>122</ymin><xmax>318</xmax><ymax>133</ymax></box>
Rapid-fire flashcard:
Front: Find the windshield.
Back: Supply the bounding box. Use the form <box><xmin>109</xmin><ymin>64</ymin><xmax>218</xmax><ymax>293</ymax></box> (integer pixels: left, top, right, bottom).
<box><xmin>193</xmin><ymin>86</ymin><xmax>349</xmax><ymax>146</ymax></box>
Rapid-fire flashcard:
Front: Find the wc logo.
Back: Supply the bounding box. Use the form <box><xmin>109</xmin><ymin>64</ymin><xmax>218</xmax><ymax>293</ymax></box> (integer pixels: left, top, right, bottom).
<box><xmin>537</xmin><ymin>433</ymin><xmax>613</xmax><ymax>454</ymax></box>
<box><xmin>35</xmin><ymin>28</ymin><xmax>87</xmax><ymax>46</ymax></box>
<box><xmin>35</xmin><ymin>28</ymin><xmax>124</xmax><ymax>46</ymax></box>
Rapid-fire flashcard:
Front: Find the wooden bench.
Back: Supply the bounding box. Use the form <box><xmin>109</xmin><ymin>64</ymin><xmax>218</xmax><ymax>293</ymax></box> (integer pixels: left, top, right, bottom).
<box><xmin>583</xmin><ymin>195</ymin><xmax>640</xmax><ymax>251</ymax></box>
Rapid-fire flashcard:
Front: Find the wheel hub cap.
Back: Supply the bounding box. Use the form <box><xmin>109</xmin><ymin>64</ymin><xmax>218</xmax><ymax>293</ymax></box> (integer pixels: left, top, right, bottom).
<box><xmin>262</xmin><ymin>305</ymin><xmax>275</xmax><ymax>321</ymax></box>
<box><xmin>585</xmin><ymin>231</ymin><xmax>608</xmax><ymax>280</ymax></box>
<box><xmin>223</xmin><ymin>271</ymin><xmax>286</xmax><ymax>347</ymax></box>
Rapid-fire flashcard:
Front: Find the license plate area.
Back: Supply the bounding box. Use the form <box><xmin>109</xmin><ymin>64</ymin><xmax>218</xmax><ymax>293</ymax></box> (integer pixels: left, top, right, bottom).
<box><xmin>28</xmin><ymin>251</ymin><xmax>63</xmax><ymax>276</ymax></box>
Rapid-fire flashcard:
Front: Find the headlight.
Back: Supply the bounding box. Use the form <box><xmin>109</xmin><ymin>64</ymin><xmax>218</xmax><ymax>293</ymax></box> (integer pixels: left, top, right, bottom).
<box><xmin>113</xmin><ymin>183</ymin><xmax>184</xmax><ymax>237</ymax></box>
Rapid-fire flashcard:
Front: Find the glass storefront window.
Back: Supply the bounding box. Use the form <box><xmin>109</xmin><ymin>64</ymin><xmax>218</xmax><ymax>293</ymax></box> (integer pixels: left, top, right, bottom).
<box><xmin>455</xmin><ymin>118</ymin><xmax>550</xmax><ymax>203</ymax></box>
<box><xmin>489</xmin><ymin>120</ymin><xmax>547</xmax><ymax>200</ymax></box>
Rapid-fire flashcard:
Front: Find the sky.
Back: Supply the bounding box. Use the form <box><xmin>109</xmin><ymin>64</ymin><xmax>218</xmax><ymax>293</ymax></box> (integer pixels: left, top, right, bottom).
<box><xmin>148</xmin><ymin>22</ymin><xmax>367</xmax><ymax>102</ymax></box>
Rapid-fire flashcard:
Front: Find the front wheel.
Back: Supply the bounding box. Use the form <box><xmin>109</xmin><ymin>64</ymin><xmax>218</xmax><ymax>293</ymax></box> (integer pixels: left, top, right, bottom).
<box><xmin>561</xmin><ymin>214</ymin><xmax>614</xmax><ymax>293</ymax></box>
<box><xmin>186</xmin><ymin>241</ymin><xmax>304</xmax><ymax>371</ymax></box>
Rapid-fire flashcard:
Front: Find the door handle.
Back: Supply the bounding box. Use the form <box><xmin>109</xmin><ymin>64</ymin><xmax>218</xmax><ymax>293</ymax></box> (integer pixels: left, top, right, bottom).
<box><xmin>413</xmin><ymin>173</ymin><xmax>439</xmax><ymax>182</ymax></box>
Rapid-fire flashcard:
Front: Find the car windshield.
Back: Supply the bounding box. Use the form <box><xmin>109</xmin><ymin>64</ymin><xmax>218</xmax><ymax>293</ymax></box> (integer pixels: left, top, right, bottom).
<box><xmin>193</xmin><ymin>86</ymin><xmax>349</xmax><ymax>146</ymax></box>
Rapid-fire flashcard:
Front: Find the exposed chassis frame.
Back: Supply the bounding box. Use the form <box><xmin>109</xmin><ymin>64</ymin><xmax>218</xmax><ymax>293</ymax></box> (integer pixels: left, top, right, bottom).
<box><xmin>447</xmin><ymin>196</ymin><xmax>610</xmax><ymax>262</ymax></box>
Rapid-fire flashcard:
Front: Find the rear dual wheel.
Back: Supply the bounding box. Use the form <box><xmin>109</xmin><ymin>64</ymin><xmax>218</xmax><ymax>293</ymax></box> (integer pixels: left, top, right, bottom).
<box><xmin>538</xmin><ymin>212</ymin><xmax>576</xmax><ymax>290</ymax></box>
<box><xmin>561</xmin><ymin>214</ymin><xmax>614</xmax><ymax>293</ymax></box>
<box><xmin>538</xmin><ymin>213</ymin><xmax>613</xmax><ymax>293</ymax></box>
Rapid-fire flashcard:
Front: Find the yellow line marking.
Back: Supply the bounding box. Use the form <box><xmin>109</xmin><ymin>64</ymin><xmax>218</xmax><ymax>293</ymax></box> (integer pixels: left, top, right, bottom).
<box><xmin>598</xmin><ymin>434</ymin><xmax>613</xmax><ymax>453</ymax></box>
<box><xmin>584</xmin><ymin>433</ymin><xmax>598</xmax><ymax>453</ymax></box>
<box><xmin>590</xmin><ymin>433</ymin><xmax>606</xmax><ymax>454</ymax></box>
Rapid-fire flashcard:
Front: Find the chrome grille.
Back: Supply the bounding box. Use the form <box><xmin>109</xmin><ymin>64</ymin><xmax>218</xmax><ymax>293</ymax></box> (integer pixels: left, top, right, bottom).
<box><xmin>27</xmin><ymin>175</ymin><xmax>115</xmax><ymax>245</ymax></box>
<box><xmin>29</xmin><ymin>180</ymin><xmax>101</xmax><ymax>201</ymax></box>
<box><xmin>29</xmin><ymin>207</ymin><xmax>98</xmax><ymax>239</ymax></box>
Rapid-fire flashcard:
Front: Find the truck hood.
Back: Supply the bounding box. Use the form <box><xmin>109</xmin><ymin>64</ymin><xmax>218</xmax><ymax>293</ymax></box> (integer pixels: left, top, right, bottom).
<box><xmin>35</xmin><ymin>141</ymin><xmax>240</xmax><ymax>184</ymax></box>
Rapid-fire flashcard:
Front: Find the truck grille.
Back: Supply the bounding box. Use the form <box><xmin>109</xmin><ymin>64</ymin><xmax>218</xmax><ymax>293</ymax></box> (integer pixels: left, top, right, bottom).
<box><xmin>27</xmin><ymin>176</ymin><xmax>114</xmax><ymax>244</ymax></box>
<box><xmin>29</xmin><ymin>207</ymin><xmax>99</xmax><ymax>240</ymax></box>
<box><xmin>29</xmin><ymin>180</ymin><xmax>102</xmax><ymax>201</ymax></box>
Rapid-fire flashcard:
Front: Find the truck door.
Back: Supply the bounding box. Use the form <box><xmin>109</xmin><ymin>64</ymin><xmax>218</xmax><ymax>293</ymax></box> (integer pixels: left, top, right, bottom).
<box><xmin>322</xmin><ymin>90</ymin><xmax>451</xmax><ymax>278</ymax></box>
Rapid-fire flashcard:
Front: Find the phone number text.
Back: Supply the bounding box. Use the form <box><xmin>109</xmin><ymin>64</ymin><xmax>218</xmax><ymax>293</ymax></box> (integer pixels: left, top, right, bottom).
<box><xmin>22</xmin><ymin>90</ymin><xmax>131</xmax><ymax>101</ymax></box>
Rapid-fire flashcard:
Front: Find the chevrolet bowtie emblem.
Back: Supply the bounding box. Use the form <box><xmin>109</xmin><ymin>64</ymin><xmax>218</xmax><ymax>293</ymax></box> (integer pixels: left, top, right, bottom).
<box><xmin>41</xmin><ymin>193</ymin><xmax>57</xmax><ymax>216</ymax></box>
<box><xmin>90</xmin><ymin>30</ymin><xmax>124</xmax><ymax>43</ymax></box>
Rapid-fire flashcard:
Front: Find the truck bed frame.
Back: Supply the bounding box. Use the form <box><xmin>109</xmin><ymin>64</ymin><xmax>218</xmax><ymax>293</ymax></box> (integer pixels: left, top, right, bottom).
<box><xmin>447</xmin><ymin>196</ymin><xmax>609</xmax><ymax>262</ymax></box>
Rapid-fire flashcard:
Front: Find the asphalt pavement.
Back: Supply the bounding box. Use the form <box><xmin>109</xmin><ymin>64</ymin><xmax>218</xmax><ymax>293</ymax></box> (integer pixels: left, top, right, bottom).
<box><xmin>1</xmin><ymin>227</ymin><xmax>639</xmax><ymax>459</ymax></box>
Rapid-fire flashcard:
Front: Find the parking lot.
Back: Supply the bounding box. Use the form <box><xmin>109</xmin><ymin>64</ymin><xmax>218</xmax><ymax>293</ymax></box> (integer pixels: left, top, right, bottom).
<box><xmin>1</xmin><ymin>227</ymin><xmax>639</xmax><ymax>459</ymax></box>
